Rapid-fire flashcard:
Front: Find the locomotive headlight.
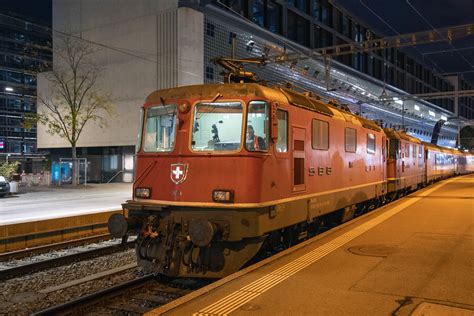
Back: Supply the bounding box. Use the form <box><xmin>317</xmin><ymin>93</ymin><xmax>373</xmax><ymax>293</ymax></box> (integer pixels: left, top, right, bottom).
<box><xmin>135</xmin><ymin>187</ymin><xmax>151</xmax><ymax>198</ymax></box>
<box><xmin>212</xmin><ymin>190</ymin><xmax>234</xmax><ymax>203</ymax></box>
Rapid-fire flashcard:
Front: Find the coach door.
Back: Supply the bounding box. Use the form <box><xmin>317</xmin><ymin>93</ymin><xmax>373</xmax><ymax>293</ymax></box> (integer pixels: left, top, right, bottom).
<box><xmin>292</xmin><ymin>126</ymin><xmax>306</xmax><ymax>191</ymax></box>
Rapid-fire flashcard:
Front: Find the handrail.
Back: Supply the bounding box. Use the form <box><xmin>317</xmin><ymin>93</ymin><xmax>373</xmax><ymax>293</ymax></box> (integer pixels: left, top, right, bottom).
<box><xmin>106</xmin><ymin>170</ymin><xmax>123</xmax><ymax>183</ymax></box>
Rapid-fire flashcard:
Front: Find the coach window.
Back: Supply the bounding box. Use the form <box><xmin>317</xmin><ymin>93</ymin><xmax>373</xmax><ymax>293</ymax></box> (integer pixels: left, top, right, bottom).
<box><xmin>192</xmin><ymin>101</ymin><xmax>243</xmax><ymax>151</ymax></box>
<box><xmin>367</xmin><ymin>133</ymin><xmax>375</xmax><ymax>154</ymax></box>
<box><xmin>312</xmin><ymin>119</ymin><xmax>329</xmax><ymax>150</ymax></box>
<box><xmin>405</xmin><ymin>143</ymin><xmax>410</xmax><ymax>158</ymax></box>
<box><xmin>276</xmin><ymin>109</ymin><xmax>288</xmax><ymax>152</ymax></box>
<box><xmin>419</xmin><ymin>145</ymin><xmax>423</xmax><ymax>158</ymax></box>
<box><xmin>345</xmin><ymin>128</ymin><xmax>356</xmax><ymax>152</ymax></box>
<box><xmin>246</xmin><ymin>101</ymin><xmax>269</xmax><ymax>152</ymax></box>
<box><xmin>144</xmin><ymin>105</ymin><xmax>177</xmax><ymax>152</ymax></box>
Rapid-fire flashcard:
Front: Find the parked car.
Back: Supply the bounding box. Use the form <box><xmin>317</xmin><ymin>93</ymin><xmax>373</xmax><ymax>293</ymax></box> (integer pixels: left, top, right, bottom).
<box><xmin>0</xmin><ymin>176</ymin><xmax>10</xmax><ymax>197</ymax></box>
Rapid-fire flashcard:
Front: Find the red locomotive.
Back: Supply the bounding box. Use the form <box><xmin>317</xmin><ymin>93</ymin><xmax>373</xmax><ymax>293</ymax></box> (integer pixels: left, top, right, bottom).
<box><xmin>108</xmin><ymin>82</ymin><xmax>473</xmax><ymax>278</ymax></box>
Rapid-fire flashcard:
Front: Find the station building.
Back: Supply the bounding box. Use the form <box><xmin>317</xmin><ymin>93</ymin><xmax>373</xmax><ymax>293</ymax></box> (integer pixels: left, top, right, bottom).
<box><xmin>0</xmin><ymin>14</ymin><xmax>52</xmax><ymax>171</ymax></box>
<box><xmin>38</xmin><ymin>0</ymin><xmax>473</xmax><ymax>182</ymax></box>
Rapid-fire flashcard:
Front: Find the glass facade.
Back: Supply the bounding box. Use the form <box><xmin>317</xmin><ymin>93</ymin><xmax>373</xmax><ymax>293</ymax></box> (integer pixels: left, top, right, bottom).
<box><xmin>0</xmin><ymin>14</ymin><xmax>52</xmax><ymax>160</ymax></box>
<box><xmin>216</xmin><ymin>0</ymin><xmax>472</xmax><ymax>120</ymax></box>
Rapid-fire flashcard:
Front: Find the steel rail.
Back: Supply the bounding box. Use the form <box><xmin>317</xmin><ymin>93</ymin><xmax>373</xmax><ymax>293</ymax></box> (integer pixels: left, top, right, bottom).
<box><xmin>0</xmin><ymin>241</ymin><xmax>135</xmax><ymax>282</ymax></box>
<box><xmin>0</xmin><ymin>233</ymin><xmax>112</xmax><ymax>262</ymax></box>
<box><xmin>32</xmin><ymin>274</ymin><xmax>155</xmax><ymax>316</ymax></box>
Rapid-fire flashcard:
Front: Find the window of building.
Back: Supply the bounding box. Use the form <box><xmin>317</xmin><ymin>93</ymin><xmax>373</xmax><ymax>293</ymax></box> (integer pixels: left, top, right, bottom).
<box><xmin>276</xmin><ymin>109</ymin><xmax>288</xmax><ymax>152</ymax></box>
<box><xmin>287</xmin><ymin>11</ymin><xmax>309</xmax><ymax>47</ymax></box>
<box><xmin>367</xmin><ymin>133</ymin><xmax>375</xmax><ymax>154</ymax></box>
<box><xmin>221</xmin><ymin>0</ymin><xmax>247</xmax><ymax>15</ymax></box>
<box><xmin>251</xmin><ymin>0</ymin><xmax>265</xmax><ymax>27</ymax></box>
<box><xmin>205</xmin><ymin>66</ymin><xmax>214</xmax><ymax>80</ymax></box>
<box><xmin>320</xmin><ymin>1</ymin><xmax>332</xmax><ymax>26</ymax></box>
<box><xmin>314</xmin><ymin>27</ymin><xmax>333</xmax><ymax>48</ymax></box>
<box><xmin>206</xmin><ymin>22</ymin><xmax>215</xmax><ymax>37</ymax></box>
<box><xmin>342</xmin><ymin>15</ymin><xmax>351</xmax><ymax>38</ymax></box>
<box><xmin>228</xmin><ymin>32</ymin><xmax>236</xmax><ymax>44</ymax></box>
<box><xmin>266</xmin><ymin>1</ymin><xmax>281</xmax><ymax>33</ymax></box>
<box><xmin>312</xmin><ymin>0</ymin><xmax>321</xmax><ymax>20</ymax></box>
<box><xmin>293</xmin><ymin>0</ymin><xmax>309</xmax><ymax>13</ymax></box>
<box><xmin>312</xmin><ymin>119</ymin><xmax>329</xmax><ymax>150</ymax></box>
<box><xmin>345</xmin><ymin>127</ymin><xmax>356</xmax><ymax>152</ymax></box>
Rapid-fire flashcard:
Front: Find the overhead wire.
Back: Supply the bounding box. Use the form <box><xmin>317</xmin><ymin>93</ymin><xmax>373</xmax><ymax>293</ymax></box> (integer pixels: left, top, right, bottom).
<box><xmin>359</xmin><ymin>0</ymin><xmax>448</xmax><ymax>75</ymax></box>
<box><xmin>422</xmin><ymin>46</ymin><xmax>474</xmax><ymax>56</ymax></box>
<box><xmin>406</xmin><ymin>0</ymin><xmax>474</xmax><ymax>69</ymax></box>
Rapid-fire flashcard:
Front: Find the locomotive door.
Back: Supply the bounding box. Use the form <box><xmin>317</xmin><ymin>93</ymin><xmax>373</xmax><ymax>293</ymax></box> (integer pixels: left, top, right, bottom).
<box><xmin>382</xmin><ymin>136</ymin><xmax>387</xmax><ymax>181</ymax></box>
<box><xmin>292</xmin><ymin>126</ymin><xmax>306</xmax><ymax>192</ymax></box>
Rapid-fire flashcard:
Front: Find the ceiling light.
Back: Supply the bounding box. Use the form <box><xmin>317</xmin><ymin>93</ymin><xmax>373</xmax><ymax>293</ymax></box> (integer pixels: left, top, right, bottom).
<box><xmin>395</xmin><ymin>99</ymin><xmax>403</xmax><ymax>105</ymax></box>
<box><xmin>429</xmin><ymin>111</ymin><xmax>435</xmax><ymax>117</ymax></box>
<box><xmin>5</xmin><ymin>87</ymin><xmax>13</xmax><ymax>92</ymax></box>
<box><xmin>414</xmin><ymin>104</ymin><xmax>420</xmax><ymax>111</ymax></box>
<box><xmin>441</xmin><ymin>115</ymin><xmax>447</xmax><ymax>121</ymax></box>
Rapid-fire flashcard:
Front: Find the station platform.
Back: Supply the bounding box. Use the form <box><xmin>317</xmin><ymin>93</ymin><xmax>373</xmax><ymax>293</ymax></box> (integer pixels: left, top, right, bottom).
<box><xmin>0</xmin><ymin>183</ymin><xmax>131</xmax><ymax>225</ymax></box>
<box><xmin>150</xmin><ymin>175</ymin><xmax>474</xmax><ymax>316</ymax></box>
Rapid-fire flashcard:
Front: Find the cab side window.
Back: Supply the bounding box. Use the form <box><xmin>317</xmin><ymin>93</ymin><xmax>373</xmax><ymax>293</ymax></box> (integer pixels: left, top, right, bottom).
<box><xmin>345</xmin><ymin>128</ymin><xmax>357</xmax><ymax>153</ymax></box>
<box><xmin>276</xmin><ymin>109</ymin><xmax>288</xmax><ymax>153</ymax></box>
<box><xmin>246</xmin><ymin>101</ymin><xmax>269</xmax><ymax>152</ymax></box>
<box><xmin>312</xmin><ymin>119</ymin><xmax>329</xmax><ymax>150</ymax></box>
<box><xmin>367</xmin><ymin>133</ymin><xmax>375</xmax><ymax>154</ymax></box>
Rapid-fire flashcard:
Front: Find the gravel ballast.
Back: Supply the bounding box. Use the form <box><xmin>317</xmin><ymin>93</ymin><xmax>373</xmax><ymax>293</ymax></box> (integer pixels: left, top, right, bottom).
<box><xmin>0</xmin><ymin>249</ymin><xmax>142</xmax><ymax>315</ymax></box>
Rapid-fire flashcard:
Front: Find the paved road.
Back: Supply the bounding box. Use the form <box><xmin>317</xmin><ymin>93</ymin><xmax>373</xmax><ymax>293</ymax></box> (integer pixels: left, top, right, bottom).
<box><xmin>0</xmin><ymin>183</ymin><xmax>132</xmax><ymax>225</ymax></box>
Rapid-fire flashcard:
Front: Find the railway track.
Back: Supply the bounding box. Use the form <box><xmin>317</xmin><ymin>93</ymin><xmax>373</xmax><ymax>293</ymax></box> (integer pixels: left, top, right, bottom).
<box><xmin>17</xmin><ymin>199</ymin><xmax>393</xmax><ymax>314</ymax></box>
<box><xmin>0</xmin><ymin>233</ymin><xmax>112</xmax><ymax>262</ymax></box>
<box><xmin>0</xmin><ymin>240</ymin><xmax>134</xmax><ymax>282</ymax></box>
<box><xmin>0</xmin><ymin>210</ymin><xmax>123</xmax><ymax>253</ymax></box>
<box><xmin>33</xmin><ymin>274</ymin><xmax>201</xmax><ymax>315</ymax></box>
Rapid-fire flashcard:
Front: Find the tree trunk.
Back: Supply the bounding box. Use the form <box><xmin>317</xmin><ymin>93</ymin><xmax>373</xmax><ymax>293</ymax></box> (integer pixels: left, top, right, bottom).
<box><xmin>72</xmin><ymin>144</ymin><xmax>77</xmax><ymax>186</ymax></box>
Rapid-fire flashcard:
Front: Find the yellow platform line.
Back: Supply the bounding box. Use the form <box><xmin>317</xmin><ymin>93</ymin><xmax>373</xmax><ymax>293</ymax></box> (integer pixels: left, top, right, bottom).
<box><xmin>192</xmin><ymin>177</ymin><xmax>457</xmax><ymax>316</ymax></box>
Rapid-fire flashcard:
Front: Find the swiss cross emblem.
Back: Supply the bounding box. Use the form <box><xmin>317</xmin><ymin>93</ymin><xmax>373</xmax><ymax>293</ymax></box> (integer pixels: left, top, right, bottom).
<box><xmin>170</xmin><ymin>163</ymin><xmax>188</xmax><ymax>184</ymax></box>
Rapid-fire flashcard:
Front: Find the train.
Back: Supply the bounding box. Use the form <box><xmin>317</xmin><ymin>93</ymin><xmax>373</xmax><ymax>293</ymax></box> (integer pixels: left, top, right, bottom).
<box><xmin>108</xmin><ymin>82</ymin><xmax>473</xmax><ymax>278</ymax></box>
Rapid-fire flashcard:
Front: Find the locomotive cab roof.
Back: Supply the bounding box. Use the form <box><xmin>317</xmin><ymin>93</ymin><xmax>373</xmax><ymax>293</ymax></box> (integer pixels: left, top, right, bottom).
<box><xmin>145</xmin><ymin>83</ymin><xmax>381</xmax><ymax>132</ymax></box>
<box><xmin>383</xmin><ymin>129</ymin><xmax>422</xmax><ymax>144</ymax></box>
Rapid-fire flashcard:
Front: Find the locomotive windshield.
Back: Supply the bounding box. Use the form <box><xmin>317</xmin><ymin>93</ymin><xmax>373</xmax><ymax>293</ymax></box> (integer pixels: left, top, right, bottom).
<box><xmin>192</xmin><ymin>101</ymin><xmax>243</xmax><ymax>151</ymax></box>
<box><xmin>143</xmin><ymin>105</ymin><xmax>177</xmax><ymax>152</ymax></box>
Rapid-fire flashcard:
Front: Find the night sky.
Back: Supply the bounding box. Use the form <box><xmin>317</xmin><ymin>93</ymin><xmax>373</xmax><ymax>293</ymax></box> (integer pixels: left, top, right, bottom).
<box><xmin>333</xmin><ymin>0</ymin><xmax>474</xmax><ymax>85</ymax></box>
<box><xmin>0</xmin><ymin>0</ymin><xmax>52</xmax><ymax>26</ymax></box>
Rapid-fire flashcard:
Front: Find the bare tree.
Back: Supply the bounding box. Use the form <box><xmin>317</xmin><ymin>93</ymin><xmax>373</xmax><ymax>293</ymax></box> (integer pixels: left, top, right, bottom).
<box><xmin>36</xmin><ymin>34</ymin><xmax>114</xmax><ymax>185</ymax></box>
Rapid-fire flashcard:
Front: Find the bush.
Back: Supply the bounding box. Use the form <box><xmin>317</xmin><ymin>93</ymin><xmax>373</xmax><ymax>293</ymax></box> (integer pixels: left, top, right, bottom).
<box><xmin>0</xmin><ymin>162</ymin><xmax>20</xmax><ymax>181</ymax></box>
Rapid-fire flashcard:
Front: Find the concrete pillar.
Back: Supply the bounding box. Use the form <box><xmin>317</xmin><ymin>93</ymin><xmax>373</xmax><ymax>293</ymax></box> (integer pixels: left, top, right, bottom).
<box><xmin>177</xmin><ymin>7</ymin><xmax>204</xmax><ymax>86</ymax></box>
<box><xmin>445</xmin><ymin>75</ymin><xmax>460</xmax><ymax>147</ymax></box>
<box><xmin>445</xmin><ymin>75</ymin><xmax>459</xmax><ymax>117</ymax></box>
